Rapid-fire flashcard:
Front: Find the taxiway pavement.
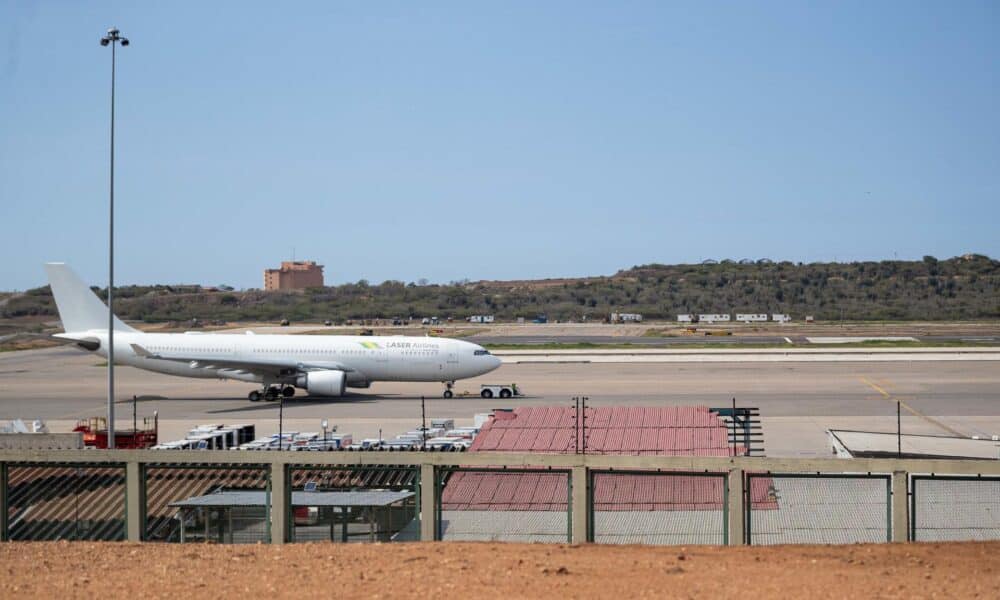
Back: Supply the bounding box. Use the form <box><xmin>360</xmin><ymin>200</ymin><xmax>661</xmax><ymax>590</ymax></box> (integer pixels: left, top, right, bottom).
<box><xmin>2</xmin><ymin>346</ymin><xmax>999</xmax><ymax>457</ymax></box>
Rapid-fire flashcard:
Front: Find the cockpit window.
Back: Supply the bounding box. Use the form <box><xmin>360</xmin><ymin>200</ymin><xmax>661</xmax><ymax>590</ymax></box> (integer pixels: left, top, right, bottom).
<box><xmin>474</xmin><ymin>349</ymin><xmax>491</xmax><ymax>356</ymax></box>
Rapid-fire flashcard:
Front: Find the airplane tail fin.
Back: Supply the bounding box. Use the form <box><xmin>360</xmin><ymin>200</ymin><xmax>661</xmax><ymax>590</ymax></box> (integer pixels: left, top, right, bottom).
<box><xmin>43</xmin><ymin>263</ymin><xmax>136</xmax><ymax>333</ymax></box>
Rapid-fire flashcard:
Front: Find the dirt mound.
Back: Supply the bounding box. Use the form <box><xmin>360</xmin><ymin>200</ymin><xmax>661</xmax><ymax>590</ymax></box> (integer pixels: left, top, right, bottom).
<box><xmin>2</xmin><ymin>541</ymin><xmax>998</xmax><ymax>598</ymax></box>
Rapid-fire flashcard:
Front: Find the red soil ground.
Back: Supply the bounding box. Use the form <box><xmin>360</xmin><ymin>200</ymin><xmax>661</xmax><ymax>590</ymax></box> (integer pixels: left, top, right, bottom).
<box><xmin>2</xmin><ymin>541</ymin><xmax>999</xmax><ymax>598</ymax></box>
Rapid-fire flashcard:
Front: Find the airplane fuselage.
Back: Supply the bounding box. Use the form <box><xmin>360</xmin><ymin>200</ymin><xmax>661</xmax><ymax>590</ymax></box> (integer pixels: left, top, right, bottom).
<box><xmin>43</xmin><ymin>263</ymin><xmax>501</xmax><ymax>398</ymax></box>
<box><xmin>80</xmin><ymin>330</ymin><xmax>501</xmax><ymax>388</ymax></box>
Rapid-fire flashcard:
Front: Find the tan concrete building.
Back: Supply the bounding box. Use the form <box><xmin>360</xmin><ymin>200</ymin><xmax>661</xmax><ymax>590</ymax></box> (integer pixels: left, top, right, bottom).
<box><xmin>263</xmin><ymin>261</ymin><xmax>324</xmax><ymax>290</ymax></box>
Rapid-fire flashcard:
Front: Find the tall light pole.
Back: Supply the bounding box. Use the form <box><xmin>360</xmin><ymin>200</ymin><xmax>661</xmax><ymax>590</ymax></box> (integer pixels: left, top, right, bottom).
<box><xmin>100</xmin><ymin>27</ymin><xmax>128</xmax><ymax>449</ymax></box>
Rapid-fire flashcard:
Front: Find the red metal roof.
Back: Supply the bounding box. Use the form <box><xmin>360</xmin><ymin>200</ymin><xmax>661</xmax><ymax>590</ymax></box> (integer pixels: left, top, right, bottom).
<box><xmin>467</xmin><ymin>406</ymin><xmax>744</xmax><ymax>456</ymax></box>
<box><xmin>442</xmin><ymin>406</ymin><xmax>775</xmax><ymax>512</ymax></box>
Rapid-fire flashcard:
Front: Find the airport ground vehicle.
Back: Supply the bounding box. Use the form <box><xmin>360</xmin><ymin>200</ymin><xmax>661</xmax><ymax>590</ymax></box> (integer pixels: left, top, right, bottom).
<box><xmin>73</xmin><ymin>415</ymin><xmax>158</xmax><ymax>449</ymax></box>
<box><xmin>480</xmin><ymin>383</ymin><xmax>522</xmax><ymax>399</ymax></box>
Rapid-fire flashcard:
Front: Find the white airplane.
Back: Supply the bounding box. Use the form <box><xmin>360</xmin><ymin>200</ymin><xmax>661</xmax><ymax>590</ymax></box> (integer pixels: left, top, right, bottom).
<box><xmin>44</xmin><ymin>263</ymin><xmax>502</xmax><ymax>401</ymax></box>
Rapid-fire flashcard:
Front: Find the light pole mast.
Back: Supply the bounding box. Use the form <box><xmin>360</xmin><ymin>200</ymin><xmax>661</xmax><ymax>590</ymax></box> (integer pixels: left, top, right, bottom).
<box><xmin>100</xmin><ymin>27</ymin><xmax>128</xmax><ymax>449</ymax></box>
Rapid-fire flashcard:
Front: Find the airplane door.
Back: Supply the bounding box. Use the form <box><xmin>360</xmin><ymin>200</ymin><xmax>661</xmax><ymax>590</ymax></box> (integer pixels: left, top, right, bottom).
<box><xmin>373</xmin><ymin>348</ymin><xmax>388</xmax><ymax>379</ymax></box>
<box><xmin>446</xmin><ymin>345</ymin><xmax>459</xmax><ymax>378</ymax></box>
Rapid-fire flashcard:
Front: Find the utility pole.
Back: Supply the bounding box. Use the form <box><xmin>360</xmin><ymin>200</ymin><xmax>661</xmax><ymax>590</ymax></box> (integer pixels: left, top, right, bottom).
<box><xmin>732</xmin><ymin>397</ymin><xmax>738</xmax><ymax>457</ymax></box>
<box><xmin>278</xmin><ymin>393</ymin><xmax>285</xmax><ymax>451</ymax></box>
<box><xmin>100</xmin><ymin>27</ymin><xmax>129</xmax><ymax>448</ymax></box>
<box><xmin>576</xmin><ymin>397</ymin><xmax>580</xmax><ymax>454</ymax></box>
<box><xmin>897</xmin><ymin>401</ymin><xmax>902</xmax><ymax>458</ymax></box>
<box><xmin>420</xmin><ymin>396</ymin><xmax>427</xmax><ymax>451</ymax></box>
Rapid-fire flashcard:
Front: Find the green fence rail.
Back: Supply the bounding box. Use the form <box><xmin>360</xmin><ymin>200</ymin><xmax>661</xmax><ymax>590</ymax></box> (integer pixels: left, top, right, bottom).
<box><xmin>911</xmin><ymin>475</ymin><xmax>1000</xmax><ymax>542</ymax></box>
<box><xmin>746</xmin><ymin>473</ymin><xmax>891</xmax><ymax>545</ymax></box>
<box><xmin>588</xmin><ymin>470</ymin><xmax>729</xmax><ymax>545</ymax></box>
<box><xmin>436</xmin><ymin>467</ymin><xmax>572</xmax><ymax>542</ymax></box>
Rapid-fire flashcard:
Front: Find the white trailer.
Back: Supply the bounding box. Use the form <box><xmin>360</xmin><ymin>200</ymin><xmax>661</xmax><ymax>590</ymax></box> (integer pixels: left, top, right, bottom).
<box><xmin>431</xmin><ymin>418</ymin><xmax>455</xmax><ymax>431</ymax></box>
<box><xmin>611</xmin><ymin>312</ymin><xmax>643</xmax><ymax>323</ymax></box>
<box><xmin>698</xmin><ymin>314</ymin><xmax>731</xmax><ymax>323</ymax></box>
<box><xmin>676</xmin><ymin>314</ymin><xmax>693</xmax><ymax>323</ymax></box>
<box><xmin>772</xmin><ymin>313</ymin><xmax>791</xmax><ymax>323</ymax></box>
<box><xmin>736</xmin><ymin>313</ymin><xmax>768</xmax><ymax>323</ymax></box>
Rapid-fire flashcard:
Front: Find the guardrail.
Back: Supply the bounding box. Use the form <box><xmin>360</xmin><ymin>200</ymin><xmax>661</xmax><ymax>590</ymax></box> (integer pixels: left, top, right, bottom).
<box><xmin>3</xmin><ymin>451</ymin><xmax>1000</xmax><ymax>544</ymax></box>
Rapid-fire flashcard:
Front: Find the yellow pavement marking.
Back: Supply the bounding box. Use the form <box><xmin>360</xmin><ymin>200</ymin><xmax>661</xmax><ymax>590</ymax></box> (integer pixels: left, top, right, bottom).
<box><xmin>859</xmin><ymin>376</ymin><xmax>964</xmax><ymax>437</ymax></box>
<box><xmin>861</xmin><ymin>378</ymin><xmax>892</xmax><ymax>398</ymax></box>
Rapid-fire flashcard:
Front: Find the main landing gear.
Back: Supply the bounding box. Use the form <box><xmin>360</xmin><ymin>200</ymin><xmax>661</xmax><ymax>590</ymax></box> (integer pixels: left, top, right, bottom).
<box><xmin>248</xmin><ymin>386</ymin><xmax>296</xmax><ymax>402</ymax></box>
<box><xmin>442</xmin><ymin>381</ymin><xmax>455</xmax><ymax>399</ymax></box>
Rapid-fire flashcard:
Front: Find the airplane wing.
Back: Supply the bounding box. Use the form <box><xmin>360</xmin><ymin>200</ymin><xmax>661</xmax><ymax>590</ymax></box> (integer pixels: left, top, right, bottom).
<box><xmin>129</xmin><ymin>343</ymin><xmax>355</xmax><ymax>376</ymax></box>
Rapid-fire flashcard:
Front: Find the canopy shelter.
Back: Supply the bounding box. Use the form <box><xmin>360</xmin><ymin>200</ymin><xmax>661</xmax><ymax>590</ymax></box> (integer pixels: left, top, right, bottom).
<box><xmin>170</xmin><ymin>490</ymin><xmax>416</xmax><ymax>543</ymax></box>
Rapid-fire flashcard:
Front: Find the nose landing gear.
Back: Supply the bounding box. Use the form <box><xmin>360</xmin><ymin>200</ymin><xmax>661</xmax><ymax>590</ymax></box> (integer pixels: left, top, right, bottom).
<box><xmin>443</xmin><ymin>381</ymin><xmax>455</xmax><ymax>399</ymax></box>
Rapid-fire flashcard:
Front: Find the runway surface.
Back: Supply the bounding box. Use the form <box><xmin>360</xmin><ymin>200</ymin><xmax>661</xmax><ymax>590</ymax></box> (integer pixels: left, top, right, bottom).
<box><xmin>470</xmin><ymin>334</ymin><xmax>1000</xmax><ymax>345</ymax></box>
<box><xmin>2</xmin><ymin>346</ymin><xmax>999</xmax><ymax>456</ymax></box>
<box><xmin>473</xmin><ymin>335</ymin><xmax>793</xmax><ymax>345</ymax></box>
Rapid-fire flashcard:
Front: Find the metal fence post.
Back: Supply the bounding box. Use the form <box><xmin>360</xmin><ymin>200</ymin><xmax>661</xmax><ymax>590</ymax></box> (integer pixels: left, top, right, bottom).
<box><xmin>125</xmin><ymin>461</ymin><xmax>143</xmax><ymax>541</ymax></box>
<box><xmin>420</xmin><ymin>463</ymin><xmax>436</xmax><ymax>541</ymax></box>
<box><xmin>892</xmin><ymin>470</ymin><xmax>908</xmax><ymax>542</ymax></box>
<box><xmin>0</xmin><ymin>462</ymin><xmax>7</xmax><ymax>542</ymax></box>
<box><xmin>571</xmin><ymin>465</ymin><xmax>587</xmax><ymax>543</ymax></box>
<box><xmin>727</xmin><ymin>468</ymin><xmax>745</xmax><ymax>545</ymax></box>
<box><xmin>270</xmin><ymin>460</ymin><xmax>288</xmax><ymax>544</ymax></box>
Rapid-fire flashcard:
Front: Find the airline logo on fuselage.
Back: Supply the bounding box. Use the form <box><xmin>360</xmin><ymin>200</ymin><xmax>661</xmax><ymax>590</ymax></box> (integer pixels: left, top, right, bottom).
<box><xmin>384</xmin><ymin>341</ymin><xmax>440</xmax><ymax>350</ymax></box>
<box><xmin>358</xmin><ymin>341</ymin><xmax>440</xmax><ymax>350</ymax></box>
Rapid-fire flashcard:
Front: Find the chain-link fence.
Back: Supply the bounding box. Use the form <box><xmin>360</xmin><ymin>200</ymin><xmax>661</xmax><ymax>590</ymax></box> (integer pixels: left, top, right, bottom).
<box><xmin>10</xmin><ymin>452</ymin><xmax>1000</xmax><ymax>546</ymax></box>
<box><xmin>144</xmin><ymin>463</ymin><xmax>271</xmax><ymax>543</ymax></box>
<box><xmin>288</xmin><ymin>465</ymin><xmax>420</xmax><ymax>543</ymax></box>
<box><xmin>589</xmin><ymin>471</ymin><xmax>728</xmax><ymax>544</ymax></box>
<box><xmin>912</xmin><ymin>475</ymin><xmax>1000</xmax><ymax>541</ymax></box>
<box><xmin>747</xmin><ymin>473</ymin><xmax>890</xmax><ymax>545</ymax></box>
<box><xmin>437</xmin><ymin>468</ymin><xmax>571</xmax><ymax>542</ymax></box>
<box><xmin>4</xmin><ymin>463</ymin><xmax>126</xmax><ymax>541</ymax></box>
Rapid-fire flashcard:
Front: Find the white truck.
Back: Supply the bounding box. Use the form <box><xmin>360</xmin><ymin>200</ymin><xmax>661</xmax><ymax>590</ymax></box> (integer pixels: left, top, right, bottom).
<box><xmin>480</xmin><ymin>383</ymin><xmax>523</xmax><ymax>399</ymax></box>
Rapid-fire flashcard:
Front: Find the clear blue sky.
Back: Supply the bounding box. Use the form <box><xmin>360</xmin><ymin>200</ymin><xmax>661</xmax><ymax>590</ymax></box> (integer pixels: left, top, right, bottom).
<box><xmin>2</xmin><ymin>1</ymin><xmax>998</xmax><ymax>290</ymax></box>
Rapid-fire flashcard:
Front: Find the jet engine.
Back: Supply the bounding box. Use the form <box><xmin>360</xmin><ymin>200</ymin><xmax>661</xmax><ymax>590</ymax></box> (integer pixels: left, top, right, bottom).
<box><xmin>296</xmin><ymin>370</ymin><xmax>346</xmax><ymax>397</ymax></box>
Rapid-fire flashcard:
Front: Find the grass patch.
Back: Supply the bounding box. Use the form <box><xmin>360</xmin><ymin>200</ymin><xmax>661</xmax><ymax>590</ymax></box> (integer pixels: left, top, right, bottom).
<box><xmin>810</xmin><ymin>339</ymin><xmax>997</xmax><ymax>348</ymax></box>
<box><xmin>484</xmin><ymin>340</ymin><xmax>999</xmax><ymax>351</ymax></box>
<box><xmin>641</xmin><ymin>328</ymin><xmax>681</xmax><ymax>337</ymax></box>
<box><xmin>0</xmin><ymin>337</ymin><xmax>63</xmax><ymax>353</ymax></box>
<box><xmin>297</xmin><ymin>328</ymin><xmax>488</xmax><ymax>338</ymax></box>
<box><xmin>484</xmin><ymin>342</ymin><xmax>640</xmax><ymax>350</ymax></box>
